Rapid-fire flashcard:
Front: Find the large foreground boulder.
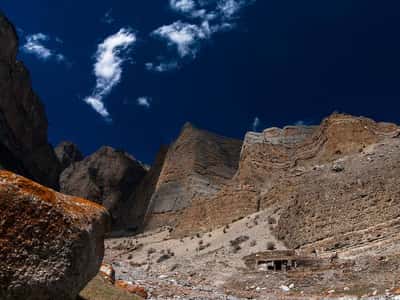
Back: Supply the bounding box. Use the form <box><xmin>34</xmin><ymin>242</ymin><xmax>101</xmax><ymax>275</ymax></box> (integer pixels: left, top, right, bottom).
<box><xmin>0</xmin><ymin>171</ymin><xmax>110</xmax><ymax>300</ymax></box>
<box><xmin>60</xmin><ymin>146</ymin><xmax>147</xmax><ymax>229</ymax></box>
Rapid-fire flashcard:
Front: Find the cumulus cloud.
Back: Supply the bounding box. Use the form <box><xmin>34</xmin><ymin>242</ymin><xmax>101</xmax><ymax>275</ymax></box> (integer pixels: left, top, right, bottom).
<box><xmin>147</xmin><ymin>0</ymin><xmax>255</xmax><ymax>72</ymax></box>
<box><xmin>83</xmin><ymin>28</ymin><xmax>136</xmax><ymax>121</ymax></box>
<box><xmin>252</xmin><ymin>117</ymin><xmax>260</xmax><ymax>131</ymax></box>
<box><xmin>137</xmin><ymin>97</ymin><xmax>151</xmax><ymax>108</ymax></box>
<box><xmin>21</xmin><ymin>33</ymin><xmax>66</xmax><ymax>63</ymax></box>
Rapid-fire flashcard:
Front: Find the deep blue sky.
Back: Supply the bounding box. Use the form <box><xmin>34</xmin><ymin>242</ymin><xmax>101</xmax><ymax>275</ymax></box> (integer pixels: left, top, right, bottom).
<box><xmin>2</xmin><ymin>1</ymin><xmax>400</xmax><ymax>164</ymax></box>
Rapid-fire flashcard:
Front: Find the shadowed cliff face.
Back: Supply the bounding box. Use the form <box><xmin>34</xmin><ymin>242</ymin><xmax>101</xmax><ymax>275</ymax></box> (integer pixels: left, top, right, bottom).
<box><xmin>55</xmin><ymin>141</ymin><xmax>84</xmax><ymax>171</ymax></box>
<box><xmin>60</xmin><ymin>146</ymin><xmax>147</xmax><ymax>229</ymax></box>
<box><xmin>0</xmin><ymin>13</ymin><xmax>61</xmax><ymax>188</ymax></box>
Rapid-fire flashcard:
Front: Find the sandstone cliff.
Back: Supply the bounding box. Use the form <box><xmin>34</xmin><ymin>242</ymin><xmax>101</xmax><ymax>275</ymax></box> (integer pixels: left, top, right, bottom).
<box><xmin>170</xmin><ymin>113</ymin><xmax>400</xmax><ymax>257</ymax></box>
<box><xmin>142</xmin><ymin>123</ymin><xmax>243</xmax><ymax>229</ymax></box>
<box><xmin>0</xmin><ymin>13</ymin><xmax>61</xmax><ymax>188</ymax></box>
<box><xmin>0</xmin><ymin>171</ymin><xmax>109</xmax><ymax>300</ymax></box>
<box><xmin>59</xmin><ymin>146</ymin><xmax>147</xmax><ymax>228</ymax></box>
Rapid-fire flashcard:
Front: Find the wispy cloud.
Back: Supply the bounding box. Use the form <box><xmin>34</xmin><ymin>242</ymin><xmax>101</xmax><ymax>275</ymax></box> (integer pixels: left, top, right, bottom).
<box><xmin>102</xmin><ymin>9</ymin><xmax>114</xmax><ymax>24</ymax></box>
<box><xmin>137</xmin><ymin>97</ymin><xmax>151</xmax><ymax>108</ymax></box>
<box><xmin>148</xmin><ymin>0</ymin><xmax>255</xmax><ymax>72</ymax></box>
<box><xmin>252</xmin><ymin>116</ymin><xmax>260</xmax><ymax>131</ymax></box>
<box><xmin>294</xmin><ymin>120</ymin><xmax>305</xmax><ymax>126</ymax></box>
<box><xmin>170</xmin><ymin>0</ymin><xmax>196</xmax><ymax>14</ymax></box>
<box><xmin>21</xmin><ymin>33</ymin><xmax>67</xmax><ymax>63</ymax></box>
<box><xmin>153</xmin><ymin>21</ymin><xmax>211</xmax><ymax>58</ymax></box>
<box><xmin>145</xmin><ymin>61</ymin><xmax>179</xmax><ymax>72</ymax></box>
<box><xmin>83</xmin><ymin>28</ymin><xmax>136</xmax><ymax>121</ymax></box>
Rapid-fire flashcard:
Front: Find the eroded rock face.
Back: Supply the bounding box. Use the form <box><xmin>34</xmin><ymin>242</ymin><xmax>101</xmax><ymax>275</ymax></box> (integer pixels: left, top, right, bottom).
<box><xmin>0</xmin><ymin>170</ymin><xmax>109</xmax><ymax>300</ymax></box>
<box><xmin>170</xmin><ymin>114</ymin><xmax>400</xmax><ymax>245</ymax></box>
<box><xmin>0</xmin><ymin>13</ymin><xmax>61</xmax><ymax>188</ymax></box>
<box><xmin>60</xmin><ymin>146</ymin><xmax>147</xmax><ymax>228</ymax></box>
<box><xmin>55</xmin><ymin>141</ymin><xmax>83</xmax><ymax>171</ymax></box>
<box><xmin>127</xmin><ymin>145</ymin><xmax>169</xmax><ymax>230</ymax></box>
<box><xmin>143</xmin><ymin>123</ymin><xmax>242</xmax><ymax>229</ymax></box>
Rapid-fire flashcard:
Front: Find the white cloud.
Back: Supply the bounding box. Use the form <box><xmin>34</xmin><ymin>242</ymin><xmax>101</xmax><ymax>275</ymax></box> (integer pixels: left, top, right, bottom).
<box><xmin>170</xmin><ymin>0</ymin><xmax>196</xmax><ymax>13</ymax></box>
<box><xmin>21</xmin><ymin>33</ymin><xmax>67</xmax><ymax>62</ymax></box>
<box><xmin>145</xmin><ymin>61</ymin><xmax>179</xmax><ymax>72</ymax></box>
<box><xmin>83</xmin><ymin>28</ymin><xmax>136</xmax><ymax>120</ymax></box>
<box><xmin>153</xmin><ymin>21</ymin><xmax>211</xmax><ymax>58</ymax></box>
<box><xmin>137</xmin><ymin>97</ymin><xmax>151</xmax><ymax>108</ymax></box>
<box><xmin>252</xmin><ymin>117</ymin><xmax>260</xmax><ymax>131</ymax></box>
<box><xmin>84</xmin><ymin>97</ymin><xmax>110</xmax><ymax>119</ymax></box>
<box><xmin>149</xmin><ymin>0</ymin><xmax>255</xmax><ymax>71</ymax></box>
<box><xmin>218</xmin><ymin>0</ymin><xmax>252</xmax><ymax>18</ymax></box>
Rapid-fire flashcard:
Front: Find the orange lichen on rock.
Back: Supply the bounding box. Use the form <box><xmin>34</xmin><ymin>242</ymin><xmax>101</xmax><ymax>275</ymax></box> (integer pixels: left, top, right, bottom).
<box><xmin>0</xmin><ymin>170</ymin><xmax>110</xmax><ymax>300</ymax></box>
<box><xmin>115</xmin><ymin>280</ymin><xmax>148</xmax><ymax>298</ymax></box>
<box><xmin>0</xmin><ymin>170</ymin><xmax>107</xmax><ymax>223</ymax></box>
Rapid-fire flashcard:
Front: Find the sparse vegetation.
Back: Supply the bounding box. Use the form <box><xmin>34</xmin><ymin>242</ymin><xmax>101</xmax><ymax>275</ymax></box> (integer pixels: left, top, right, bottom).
<box><xmin>147</xmin><ymin>248</ymin><xmax>156</xmax><ymax>256</ymax></box>
<box><xmin>268</xmin><ymin>216</ymin><xmax>276</xmax><ymax>225</ymax></box>
<box><xmin>267</xmin><ymin>241</ymin><xmax>276</xmax><ymax>250</ymax></box>
<box><xmin>230</xmin><ymin>235</ymin><xmax>250</xmax><ymax>253</ymax></box>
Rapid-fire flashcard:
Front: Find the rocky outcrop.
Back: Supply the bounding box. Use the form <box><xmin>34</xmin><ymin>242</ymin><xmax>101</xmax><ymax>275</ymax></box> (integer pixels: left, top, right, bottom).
<box><xmin>143</xmin><ymin>123</ymin><xmax>242</xmax><ymax>228</ymax></box>
<box><xmin>0</xmin><ymin>170</ymin><xmax>109</xmax><ymax>300</ymax></box>
<box><xmin>0</xmin><ymin>13</ymin><xmax>61</xmax><ymax>188</ymax></box>
<box><xmin>171</xmin><ymin>114</ymin><xmax>400</xmax><ymax>254</ymax></box>
<box><xmin>60</xmin><ymin>146</ymin><xmax>147</xmax><ymax>228</ymax></box>
<box><xmin>55</xmin><ymin>141</ymin><xmax>83</xmax><ymax>171</ymax></box>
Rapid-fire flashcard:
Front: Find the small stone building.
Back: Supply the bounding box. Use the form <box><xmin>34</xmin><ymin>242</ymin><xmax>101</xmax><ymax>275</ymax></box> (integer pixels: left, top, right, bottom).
<box><xmin>244</xmin><ymin>250</ymin><xmax>299</xmax><ymax>272</ymax></box>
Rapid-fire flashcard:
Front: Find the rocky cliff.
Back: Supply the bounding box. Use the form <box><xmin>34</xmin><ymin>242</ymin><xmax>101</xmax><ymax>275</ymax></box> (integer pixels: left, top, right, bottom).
<box><xmin>142</xmin><ymin>123</ymin><xmax>243</xmax><ymax>229</ymax></box>
<box><xmin>59</xmin><ymin>146</ymin><xmax>147</xmax><ymax>228</ymax></box>
<box><xmin>0</xmin><ymin>13</ymin><xmax>61</xmax><ymax>188</ymax></box>
<box><xmin>168</xmin><ymin>114</ymin><xmax>400</xmax><ymax>256</ymax></box>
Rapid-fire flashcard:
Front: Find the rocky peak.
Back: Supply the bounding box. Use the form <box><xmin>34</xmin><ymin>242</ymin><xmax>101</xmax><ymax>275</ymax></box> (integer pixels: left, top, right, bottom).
<box><xmin>55</xmin><ymin>141</ymin><xmax>84</xmax><ymax>170</ymax></box>
<box><xmin>0</xmin><ymin>13</ymin><xmax>18</xmax><ymax>63</ymax></box>
<box><xmin>59</xmin><ymin>146</ymin><xmax>147</xmax><ymax>228</ymax></box>
<box><xmin>142</xmin><ymin>123</ymin><xmax>242</xmax><ymax>228</ymax></box>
